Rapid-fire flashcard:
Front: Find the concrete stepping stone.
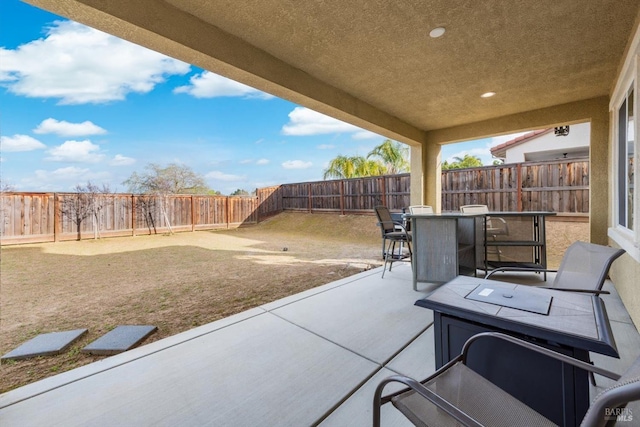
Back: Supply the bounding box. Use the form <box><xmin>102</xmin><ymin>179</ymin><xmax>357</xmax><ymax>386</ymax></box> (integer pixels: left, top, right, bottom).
<box><xmin>1</xmin><ymin>329</ymin><xmax>88</xmax><ymax>361</ymax></box>
<box><xmin>81</xmin><ymin>325</ymin><xmax>157</xmax><ymax>355</ymax></box>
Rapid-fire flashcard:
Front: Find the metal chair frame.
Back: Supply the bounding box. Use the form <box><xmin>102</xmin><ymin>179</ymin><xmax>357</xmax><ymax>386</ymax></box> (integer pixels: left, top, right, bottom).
<box><xmin>374</xmin><ymin>332</ymin><xmax>640</xmax><ymax>427</ymax></box>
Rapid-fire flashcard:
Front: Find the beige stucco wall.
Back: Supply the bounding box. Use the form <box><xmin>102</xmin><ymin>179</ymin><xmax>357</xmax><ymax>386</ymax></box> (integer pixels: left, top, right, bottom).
<box><xmin>608</xmin><ymin>16</ymin><xmax>640</xmax><ymax>328</ymax></box>
<box><xmin>610</xmin><ymin>250</ymin><xmax>640</xmax><ymax>327</ymax></box>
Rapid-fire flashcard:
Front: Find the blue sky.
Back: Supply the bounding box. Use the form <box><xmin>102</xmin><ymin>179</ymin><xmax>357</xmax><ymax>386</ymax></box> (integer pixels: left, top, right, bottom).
<box><xmin>0</xmin><ymin>0</ymin><xmax>520</xmax><ymax>195</ymax></box>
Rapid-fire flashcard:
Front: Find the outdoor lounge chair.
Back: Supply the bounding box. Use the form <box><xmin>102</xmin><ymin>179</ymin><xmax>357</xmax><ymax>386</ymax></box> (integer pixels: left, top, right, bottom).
<box><xmin>485</xmin><ymin>241</ymin><xmax>625</xmax><ymax>295</ymax></box>
<box><xmin>373</xmin><ymin>332</ymin><xmax>640</xmax><ymax>427</ymax></box>
<box><xmin>374</xmin><ymin>206</ymin><xmax>412</xmax><ymax>278</ymax></box>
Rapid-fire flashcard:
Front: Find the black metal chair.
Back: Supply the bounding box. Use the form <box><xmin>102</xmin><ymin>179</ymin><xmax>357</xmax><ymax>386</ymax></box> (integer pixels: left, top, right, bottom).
<box><xmin>374</xmin><ymin>206</ymin><xmax>411</xmax><ymax>278</ymax></box>
<box><xmin>374</xmin><ymin>332</ymin><xmax>640</xmax><ymax>427</ymax></box>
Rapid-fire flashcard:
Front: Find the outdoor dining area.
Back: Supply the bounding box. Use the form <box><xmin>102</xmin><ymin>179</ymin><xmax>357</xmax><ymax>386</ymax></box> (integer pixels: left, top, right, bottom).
<box><xmin>372</xmin><ymin>205</ymin><xmax>638</xmax><ymax>426</ymax></box>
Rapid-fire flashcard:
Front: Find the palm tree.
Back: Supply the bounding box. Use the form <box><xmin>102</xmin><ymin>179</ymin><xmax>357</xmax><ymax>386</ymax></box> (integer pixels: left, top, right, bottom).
<box><xmin>442</xmin><ymin>154</ymin><xmax>483</xmax><ymax>170</ymax></box>
<box><xmin>323</xmin><ymin>155</ymin><xmax>386</xmax><ymax>179</ymax></box>
<box><xmin>367</xmin><ymin>139</ymin><xmax>410</xmax><ymax>174</ymax></box>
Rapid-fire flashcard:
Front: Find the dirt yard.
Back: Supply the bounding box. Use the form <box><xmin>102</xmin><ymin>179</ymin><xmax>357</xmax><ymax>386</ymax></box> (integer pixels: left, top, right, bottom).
<box><xmin>0</xmin><ymin>212</ymin><xmax>588</xmax><ymax>393</ymax></box>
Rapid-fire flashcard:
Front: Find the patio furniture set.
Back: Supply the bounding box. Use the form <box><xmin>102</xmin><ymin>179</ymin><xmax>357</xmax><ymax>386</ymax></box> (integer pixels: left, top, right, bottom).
<box><xmin>373</xmin><ymin>205</ymin><xmax>636</xmax><ymax>426</ymax></box>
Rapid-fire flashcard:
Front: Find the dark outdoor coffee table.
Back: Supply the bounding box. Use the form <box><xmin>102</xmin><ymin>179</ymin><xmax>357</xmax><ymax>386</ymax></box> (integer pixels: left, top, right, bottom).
<box><xmin>416</xmin><ymin>275</ymin><xmax>619</xmax><ymax>427</ymax></box>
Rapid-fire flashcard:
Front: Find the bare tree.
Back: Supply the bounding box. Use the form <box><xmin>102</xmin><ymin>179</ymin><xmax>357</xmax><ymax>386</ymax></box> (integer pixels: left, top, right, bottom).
<box><xmin>59</xmin><ymin>182</ymin><xmax>110</xmax><ymax>240</ymax></box>
<box><xmin>135</xmin><ymin>194</ymin><xmax>159</xmax><ymax>234</ymax></box>
<box><xmin>86</xmin><ymin>182</ymin><xmax>111</xmax><ymax>239</ymax></box>
<box><xmin>124</xmin><ymin>163</ymin><xmax>209</xmax><ymax>234</ymax></box>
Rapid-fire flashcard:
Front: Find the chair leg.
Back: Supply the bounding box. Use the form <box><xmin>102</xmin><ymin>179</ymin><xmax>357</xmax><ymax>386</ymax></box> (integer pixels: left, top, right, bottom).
<box><xmin>382</xmin><ymin>240</ymin><xmax>392</xmax><ymax>278</ymax></box>
<box><xmin>388</xmin><ymin>241</ymin><xmax>397</xmax><ymax>272</ymax></box>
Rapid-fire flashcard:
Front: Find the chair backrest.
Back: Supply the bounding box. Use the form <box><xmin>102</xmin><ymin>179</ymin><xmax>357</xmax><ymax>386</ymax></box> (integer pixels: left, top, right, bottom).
<box><xmin>460</xmin><ymin>204</ymin><xmax>489</xmax><ymax>214</ymax></box>
<box><xmin>580</xmin><ymin>355</ymin><xmax>640</xmax><ymax>427</ymax></box>
<box><xmin>374</xmin><ymin>206</ymin><xmax>397</xmax><ymax>234</ymax></box>
<box><xmin>460</xmin><ymin>204</ymin><xmax>501</xmax><ymax>230</ymax></box>
<box><xmin>409</xmin><ymin>205</ymin><xmax>433</xmax><ymax>214</ymax></box>
<box><xmin>553</xmin><ymin>241</ymin><xmax>626</xmax><ymax>291</ymax></box>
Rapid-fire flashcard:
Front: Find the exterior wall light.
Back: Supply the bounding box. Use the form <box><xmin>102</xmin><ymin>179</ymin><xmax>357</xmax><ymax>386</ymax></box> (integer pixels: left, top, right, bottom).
<box><xmin>554</xmin><ymin>126</ymin><xmax>570</xmax><ymax>136</ymax></box>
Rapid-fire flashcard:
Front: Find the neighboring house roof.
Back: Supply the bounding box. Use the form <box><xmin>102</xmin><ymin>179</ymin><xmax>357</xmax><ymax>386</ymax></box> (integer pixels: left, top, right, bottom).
<box><xmin>490</xmin><ymin>129</ymin><xmax>552</xmax><ymax>159</ymax></box>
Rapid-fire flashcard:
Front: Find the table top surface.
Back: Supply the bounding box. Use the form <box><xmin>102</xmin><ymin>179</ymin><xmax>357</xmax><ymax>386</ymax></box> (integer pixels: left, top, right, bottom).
<box><xmin>403</xmin><ymin>212</ymin><xmax>484</xmax><ymax>218</ymax></box>
<box><xmin>416</xmin><ymin>275</ymin><xmax>618</xmax><ymax>357</ymax></box>
<box><xmin>404</xmin><ymin>211</ymin><xmax>556</xmax><ymax>218</ymax></box>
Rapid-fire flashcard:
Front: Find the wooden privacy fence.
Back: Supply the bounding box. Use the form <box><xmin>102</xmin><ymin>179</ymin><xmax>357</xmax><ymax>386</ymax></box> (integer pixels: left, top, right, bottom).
<box><xmin>1</xmin><ymin>193</ymin><xmax>258</xmax><ymax>245</ymax></box>
<box><xmin>256</xmin><ymin>174</ymin><xmax>411</xmax><ymax>214</ymax></box>
<box><xmin>1</xmin><ymin>158</ymin><xmax>589</xmax><ymax>245</ymax></box>
<box><xmin>266</xmin><ymin>174</ymin><xmax>411</xmax><ymax>214</ymax></box>
<box><xmin>441</xmin><ymin>157</ymin><xmax>589</xmax><ymax>213</ymax></box>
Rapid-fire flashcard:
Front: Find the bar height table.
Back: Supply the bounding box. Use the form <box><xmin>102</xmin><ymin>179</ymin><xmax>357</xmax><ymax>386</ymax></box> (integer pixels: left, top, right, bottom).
<box><xmin>483</xmin><ymin>211</ymin><xmax>556</xmax><ymax>274</ymax></box>
<box><xmin>406</xmin><ymin>213</ymin><xmax>484</xmax><ymax>290</ymax></box>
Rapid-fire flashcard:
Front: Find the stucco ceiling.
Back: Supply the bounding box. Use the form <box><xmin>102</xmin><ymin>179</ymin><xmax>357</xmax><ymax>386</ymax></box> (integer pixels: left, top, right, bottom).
<box><xmin>25</xmin><ymin>0</ymin><xmax>640</xmax><ymax>144</ymax></box>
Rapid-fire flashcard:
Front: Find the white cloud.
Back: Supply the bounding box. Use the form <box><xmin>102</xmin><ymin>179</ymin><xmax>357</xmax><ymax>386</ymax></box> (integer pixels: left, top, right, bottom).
<box><xmin>35</xmin><ymin>166</ymin><xmax>90</xmax><ymax>180</ymax></box>
<box><xmin>239</xmin><ymin>159</ymin><xmax>253</xmax><ymax>164</ymax></box>
<box><xmin>256</xmin><ymin>158</ymin><xmax>270</xmax><ymax>165</ymax></box>
<box><xmin>282</xmin><ymin>160</ymin><xmax>312</xmax><ymax>169</ymax></box>
<box><xmin>0</xmin><ymin>134</ymin><xmax>46</xmax><ymax>152</ymax></box>
<box><xmin>352</xmin><ymin>130</ymin><xmax>380</xmax><ymax>140</ymax></box>
<box><xmin>205</xmin><ymin>170</ymin><xmax>246</xmax><ymax>181</ymax></box>
<box><xmin>316</xmin><ymin>144</ymin><xmax>335</xmax><ymax>150</ymax></box>
<box><xmin>109</xmin><ymin>154</ymin><xmax>136</xmax><ymax>166</ymax></box>
<box><xmin>46</xmin><ymin>140</ymin><xmax>105</xmax><ymax>163</ymax></box>
<box><xmin>0</xmin><ymin>21</ymin><xmax>190</xmax><ymax>104</ymax></box>
<box><xmin>174</xmin><ymin>71</ymin><xmax>273</xmax><ymax>99</ymax></box>
<box><xmin>21</xmin><ymin>166</ymin><xmax>111</xmax><ymax>191</ymax></box>
<box><xmin>34</xmin><ymin>118</ymin><xmax>107</xmax><ymax>137</ymax></box>
<box><xmin>282</xmin><ymin>107</ymin><xmax>363</xmax><ymax>136</ymax></box>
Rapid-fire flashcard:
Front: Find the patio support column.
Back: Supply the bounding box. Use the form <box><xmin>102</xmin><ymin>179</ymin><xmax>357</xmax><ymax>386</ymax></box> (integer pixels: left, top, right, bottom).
<box><xmin>589</xmin><ymin>108</ymin><xmax>609</xmax><ymax>245</ymax></box>
<box><xmin>410</xmin><ymin>145</ymin><xmax>423</xmax><ymax>206</ymax></box>
<box><xmin>423</xmin><ymin>142</ymin><xmax>442</xmax><ymax>212</ymax></box>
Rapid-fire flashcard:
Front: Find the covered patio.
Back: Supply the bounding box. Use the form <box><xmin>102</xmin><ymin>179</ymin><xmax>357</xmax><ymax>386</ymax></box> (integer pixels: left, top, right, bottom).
<box><xmin>1</xmin><ymin>265</ymin><xmax>638</xmax><ymax>426</ymax></box>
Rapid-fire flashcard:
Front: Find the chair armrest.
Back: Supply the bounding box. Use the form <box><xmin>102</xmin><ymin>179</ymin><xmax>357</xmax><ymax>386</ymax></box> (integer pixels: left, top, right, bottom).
<box><xmin>547</xmin><ymin>288</ymin><xmax>610</xmax><ymax>295</ymax></box>
<box><xmin>487</xmin><ymin>216</ymin><xmax>509</xmax><ymax>234</ymax></box>
<box><xmin>462</xmin><ymin>332</ymin><xmax>621</xmax><ymax>380</ymax></box>
<box><xmin>485</xmin><ymin>267</ymin><xmax>557</xmax><ymax>279</ymax></box>
<box><xmin>391</xmin><ymin>221</ymin><xmax>410</xmax><ymax>234</ymax></box>
<box><xmin>373</xmin><ymin>375</ymin><xmax>484</xmax><ymax>427</ymax></box>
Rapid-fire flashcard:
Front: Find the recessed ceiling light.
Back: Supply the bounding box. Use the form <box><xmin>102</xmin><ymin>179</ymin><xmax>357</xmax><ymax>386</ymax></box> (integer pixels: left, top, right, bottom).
<box><xmin>429</xmin><ymin>27</ymin><xmax>446</xmax><ymax>38</ymax></box>
<box><xmin>481</xmin><ymin>92</ymin><xmax>496</xmax><ymax>98</ymax></box>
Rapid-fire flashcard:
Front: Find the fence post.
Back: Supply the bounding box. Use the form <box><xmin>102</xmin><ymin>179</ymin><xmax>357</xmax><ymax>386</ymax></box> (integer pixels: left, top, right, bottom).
<box><xmin>130</xmin><ymin>194</ymin><xmax>136</xmax><ymax>236</ymax></box>
<box><xmin>226</xmin><ymin>196</ymin><xmax>231</xmax><ymax>229</ymax></box>
<box><xmin>191</xmin><ymin>195</ymin><xmax>196</xmax><ymax>232</ymax></box>
<box><xmin>340</xmin><ymin>180</ymin><xmax>345</xmax><ymax>215</ymax></box>
<box><xmin>255</xmin><ymin>188</ymin><xmax>260</xmax><ymax>223</ymax></box>
<box><xmin>516</xmin><ymin>163</ymin><xmax>523</xmax><ymax>212</ymax></box>
<box><xmin>54</xmin><ymin>193</ymin><xmax>60</xmax><ymax>242</ymax></box>
<box><xmin>308</xmin><ymin>183</ymin><xmax>312</xmax><ymax>213</ymax></box>
<box><xmin>381</xmin><ymin>177</ymin><xmax>387</xmax><ymax>207</ymax></box>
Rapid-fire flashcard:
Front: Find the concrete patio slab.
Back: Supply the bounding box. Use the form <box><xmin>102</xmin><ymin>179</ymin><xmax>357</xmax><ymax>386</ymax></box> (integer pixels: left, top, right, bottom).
<box><xmin>385</xmin><ymin>327</ymin><xmax>436</xmax><ymax>379</ymax></box>
<box><xmin>0</xmin><ymin>312</ymin><xmax>379</xmax><ymax>426</ymax></box>
<box><xmin>81</xmin><ymin>325</ymin><xmax>158</xmax><ymax>355</ymax></box>
<box><xmin>320</xmin><ymin>368</ymin><xmax>414</xmax><ymax>427</ymax></box>
<box><xmin>320</xmin><ymin>328</ymin><xmax>436</xmax><ymax>427</ymax></box>
<box><xmin>1</xmin><ymin>329</ymin><xmax>87</xmax><ymax>361</ymax></box>
<box><xmin>260</xmin><ymin>267</ymin><xmax>382</xmax><ymax>311</ymax></box>
<box><xmin>270</xmin><ymin>265</ymin><xmax>432</xmax><ymax>364</ymax></box>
